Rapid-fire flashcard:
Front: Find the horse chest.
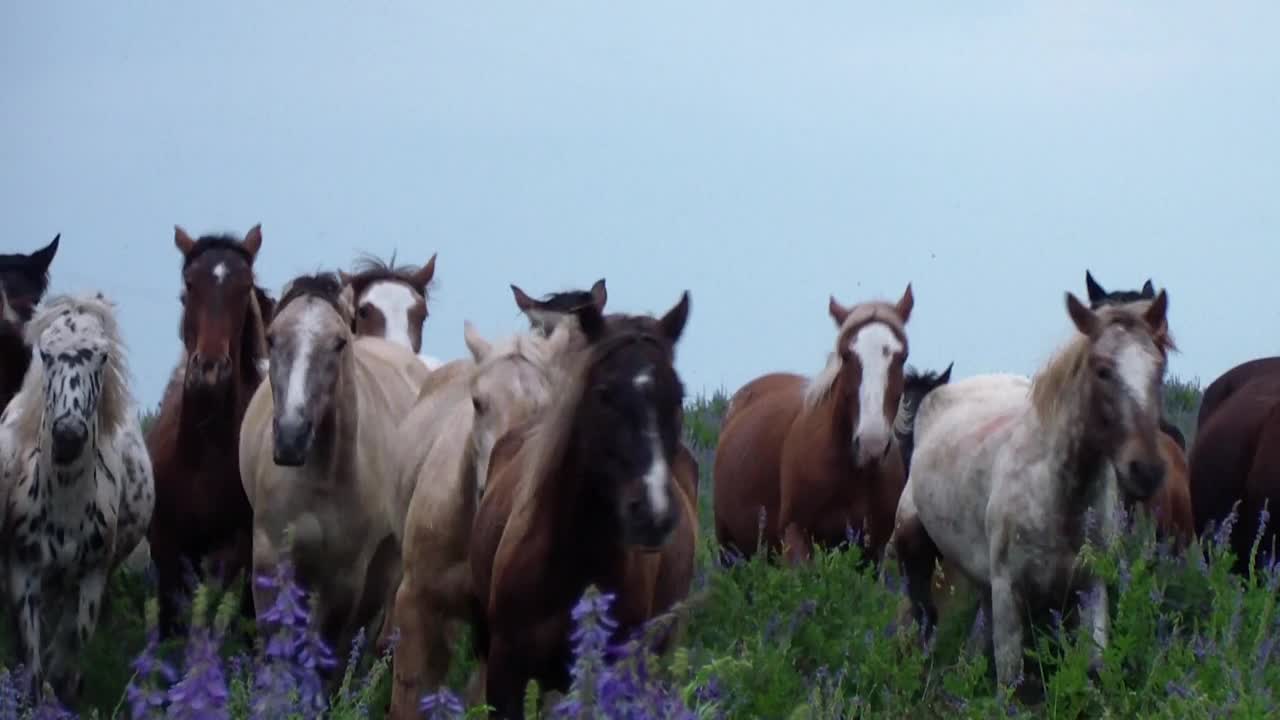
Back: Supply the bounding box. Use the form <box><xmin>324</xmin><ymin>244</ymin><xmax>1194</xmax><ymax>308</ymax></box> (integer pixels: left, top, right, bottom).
<box><xmin>9</xmin><ymin>462</ymin><xmax>117</xmax><ymax>575</ymax></box>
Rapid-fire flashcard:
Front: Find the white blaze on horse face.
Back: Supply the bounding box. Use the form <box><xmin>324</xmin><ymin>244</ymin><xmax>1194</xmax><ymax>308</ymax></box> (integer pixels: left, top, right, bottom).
<box><xmin>363</xmin><ymin>281</ymin><xmax>420</xmax><ymax>351</ymax></box>
<box><xmin>212</xmin><ymin>262</ymin><xmax>228</xmax><ymax>284</ymax></box>
<box><xmin>850</xmin><ymin>322</ymin><xmax>902</xmax><ymax>460</ymax></box>
<box><xmin>1116</xmin><ymin>342</ymin><xmax>1157</xmax><ymax>411</ymax></box>
<box><xmin>641</xmin><ymin>414</ymin><xmax>670</xmax><ymax>517</ymax></box>
<box><xmin>283</xmin><ymin>303</ymin><xmax>325</xmax><ymax>423</ymax></box>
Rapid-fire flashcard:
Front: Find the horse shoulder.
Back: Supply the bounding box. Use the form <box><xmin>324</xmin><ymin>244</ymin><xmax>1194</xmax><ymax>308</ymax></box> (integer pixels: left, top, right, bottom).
<box><xmin>237</xmin><ymin>378</ymin><xmax>275</xmax><ymax>507</ymax></box>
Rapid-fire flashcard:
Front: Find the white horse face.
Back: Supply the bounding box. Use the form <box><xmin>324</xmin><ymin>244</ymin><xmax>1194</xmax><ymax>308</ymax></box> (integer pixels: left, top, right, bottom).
<box><xmin>37</xmin><ymin>313</ymin><xmax>111</xmax><ymax>465</ymax></box>
<box><xmin>844</xmin><ymin>320</ymin><xmax>907</xmax><ymax>467</ymax></box>
<box><xmin>355</xmin><ymin>279</ymin><xmax>427</xmax><ymax>353</ymax></box>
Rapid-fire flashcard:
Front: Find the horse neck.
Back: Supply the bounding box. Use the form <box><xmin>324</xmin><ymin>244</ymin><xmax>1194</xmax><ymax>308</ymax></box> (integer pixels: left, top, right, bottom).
<box><xmin>1036</xmin><ymin>363</ymin><xmax>1114</xmax><ymax>521</ymax></box>
<box><xmin>809</xmin><ymin>374</ymin><xmax>857</xmax><ymax>466</ymax></box>
<box><xmin>317</xmin><ymin>350</ymin><xmax>361</xmax><ymax>476</ymax></box>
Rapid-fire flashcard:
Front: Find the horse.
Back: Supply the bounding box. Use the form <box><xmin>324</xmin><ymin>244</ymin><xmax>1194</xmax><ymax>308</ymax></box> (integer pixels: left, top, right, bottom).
<box><xmin>145</xmin><ymin>225</ymin><xmax>274</xmax><ymax>636</ymax></box>
<box><xmin>469</xmin><ymin>293</ymin><xmax>694</xmax><ymax>719</ymax></box>
<box><xmin>0</xmin><ymin>235</ymin><xmax>60</xmax><ymax>415</ymax></box>
<box><xmin>889</xmin><ymin>291</ymin><xmax>1171</xmax><ymax>692</ymax></box>
<box><xmin>1195</xmin><ymin>356</ymin><xmax>1280</xmax><ymax>435</ymax></box>
<box><xmin>239</xmin><ymin>272</ymin><xmax>426</xmax><ymax>678</ymax></box>
<box><xmin>387</xmin><ymin>321</ymin><xmax>573</xmax><ymax>718</ymax></box>
<box><xmin>714</xmin><ymin>285</ymin><xmax>914</xmax><ymax>565</ymax></box>
<box><xmin>0</xmin><ymin>293</ymin><xmax>154</xmax><ymax>703</ymax></box>
<box><xmin>341</xmin><ymin>252</ymin><xmax>443</xmax><ymax>370</ymax></box>
<box><xmin>1083</xmin><ymin>270</ymin><xmax>1194</xmax><ymax>546</ymax></box>
<box><xmin>509</xmin><ymin>278</ymin><xmax>700</xmax><ymax>504</ymax></box>
<box><xmin>895</xmin><ymin>363</ymin><xmax>953</xmax><ymax>476</ymax></box>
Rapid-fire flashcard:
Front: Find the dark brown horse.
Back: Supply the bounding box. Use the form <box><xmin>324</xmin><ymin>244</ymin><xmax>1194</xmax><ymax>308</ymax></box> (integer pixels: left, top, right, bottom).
<box><xmin>470</xmin><ymin>294</ymin><xmax>693</xmax><ymax>719</ymax></box>
<box><xmin>1084</xmin><ymin>271</ymin><xmax>1195</xmax><ymax>545</ymax></box>
<box><xmin>0</xmin><ymin>235</ymin><xmax>59</xmax><ymax>416</ymax></box>
<box><xmin>1189</xmin><ymin>368</ymin><xmax>1280</xmax><ymax>571</ymax></box>
<box><xmin>714</xmin><ymin>285</ymin><xmax>913</xmax><ymax>565</ymax></box>
<box><xmin>1196</xmin><ymin>357</ymin><xmax>1280</xmax><ymax>433</ymax></box>
<box><xmin>340</xmin><ymin>252</ymin><xmax>437</xmax><ymax>356</ymax></box>
<box><xmin>146</xmin><ymin>225</ymin><xmax>274</xmax><ymax>635</ymax></box>
<box><xmin>509</xmin><ymin>278</ymin><xmax>699</xmax><ymax>504</ymax></box>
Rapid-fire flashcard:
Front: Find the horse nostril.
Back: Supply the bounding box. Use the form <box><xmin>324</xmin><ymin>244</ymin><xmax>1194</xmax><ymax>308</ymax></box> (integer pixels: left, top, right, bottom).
<box><xmin>626</xmin><ymin>497</ymin><xmax>645</xmax><ymax>522</ymax></box>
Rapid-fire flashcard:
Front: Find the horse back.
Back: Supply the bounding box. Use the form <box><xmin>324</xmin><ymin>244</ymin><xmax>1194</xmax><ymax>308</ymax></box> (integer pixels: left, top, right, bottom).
<box><xmin>1197</xmin><ymin>356</ymin><xmax>1280</xmax><ymax>431</ymax></box>
<box><xmin>1188</xmin><ymin>376</ymin><xmax>1280</xmax><ymax>537</ymax></box>
<box><xmin>722</xmin><ymin>372</ymin><xmax>805</xmax><ymax>432</ymax></box>
<box><xmin>712</xmin><ymin>374</ymin><xmax>806</xmax><ymax>557</ymax></box>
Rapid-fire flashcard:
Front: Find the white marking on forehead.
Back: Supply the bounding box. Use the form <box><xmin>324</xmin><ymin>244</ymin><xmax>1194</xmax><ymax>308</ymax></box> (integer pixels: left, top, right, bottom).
<box><xmin>1116</xmin><ymin>342</ymin><xmax>1157</xmax><ymax>411</ymax></box>
<box><xmin>641</xmin><ymin>413</ymin><xmax>670</xmax><ymax>516</ymax></box>
<box><xmin>212</xmin><ymin>262</ymin><xmax>228</xmax><ymax>284</ymax></box>
<box><xmin>283</xmin><ymin>302</ymin><xmax>326</xmax><ymax>421</ymax></box>
<box><xmin>362</xmin><ymin>281</ymin><xmax>421</xmax><ymax>351</ymax></box>
<box><xmin>634</xmin><ymin>370</ymin><xmax>653</xmax><ymax>389</ymax></box>
<box><xmin>850</xmin><ymin>322</ymin><xmax>903</xmax><ymax>438</ymax></box>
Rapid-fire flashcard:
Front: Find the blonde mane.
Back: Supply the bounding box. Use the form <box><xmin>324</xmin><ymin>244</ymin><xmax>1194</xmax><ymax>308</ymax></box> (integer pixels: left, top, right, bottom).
<box><xmin>13</xmin><ymin>292</ymin><xmax>134</xmax><ymax>444</ymax></box>
<box><xmin>804</xmin><ymin>301</ymin><xmax>908</xmax><ymax>411</ymax></box>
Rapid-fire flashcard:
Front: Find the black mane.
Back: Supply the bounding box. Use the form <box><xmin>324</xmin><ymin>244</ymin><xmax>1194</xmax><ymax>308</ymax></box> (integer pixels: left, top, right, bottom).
<box><xmin>183</xmin><ymin>234</ymin><xmax>255</xmax><ymax>269</ymax></box>
<box><xmin>536</xmin><ymin>289</ymin><xmax>598</xmax><ymax>313</ymax></box>
<box><xmin>346</xmin><ymin>252</ymin><xmax>433</xmax><ymax>296</ymax></box>
<box><xmin>279</xmin><ymin>272</ymin><xmax>344</xmax><ymax>313</ymax></box>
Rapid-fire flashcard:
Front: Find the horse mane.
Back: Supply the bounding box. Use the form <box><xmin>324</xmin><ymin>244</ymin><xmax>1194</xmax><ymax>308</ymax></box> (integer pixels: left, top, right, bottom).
<box><xmin>346</xmin><ymin>253</ymin><xmax>436</xmax><ymax>297</ymax></box>
<box><xmin>182</xmin><ymin>234</ymin><xmax>254</xmax><ymax>269</ymax></box>
<box><xmin>804</xmin><ymin>301</ymin><xmax>908</xmax><ymax>411</ymax></box>
<box><xmin>1030</xmin><ymin>303</ymin><xmax>1176</xmax><ymax>423</ymax></box>
<box><xmin>904</xmin><ymin>365</ymin><xmax>947</xmax><ymax>391</ymax></box>
<box><xmin>532</xmin><ymin>289</ymin><xmax>597</xmax><ymax>313</ymax></box>
<box><xmin>14</xmin><ymin>293</ymin><xmax>133</xmax><ymax>443</ymax></box>
<box><xmin>278</xmin><ymin>272</ymin><xmax>351</xmax><ymax>323</ymax></box>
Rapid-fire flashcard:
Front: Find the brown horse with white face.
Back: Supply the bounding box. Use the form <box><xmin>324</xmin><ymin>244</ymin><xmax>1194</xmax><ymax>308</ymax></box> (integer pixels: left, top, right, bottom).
<box><xmin>340</xmin><ymin>253</ymin><xmax>438</xmax><ymax>366</ymax></box>
<box><xmin>714</xmin><ymin>285</ymin><xmax>914</xmax><ymax>565</ymax></box>
<box><xmin>146</xmin><ymin>225</ymin><xmax>274</xmax><ymax>635</ymax></box>
<box><xmin>470</xmin><ymin>293</ymin><xmax>692</xmax><ymax>719</ymax></box>
<box><xmin>0</xmin><ymin>234</ymin><xmax>59</xmax><ymax>417</ymax></box>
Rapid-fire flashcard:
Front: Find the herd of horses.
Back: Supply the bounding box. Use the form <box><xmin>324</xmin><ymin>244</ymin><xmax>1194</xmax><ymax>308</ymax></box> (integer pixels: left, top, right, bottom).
<box><xmin>0</xmin><ymin>227</ymin><xmax>1275</xmax><ymax>715</ymax></box>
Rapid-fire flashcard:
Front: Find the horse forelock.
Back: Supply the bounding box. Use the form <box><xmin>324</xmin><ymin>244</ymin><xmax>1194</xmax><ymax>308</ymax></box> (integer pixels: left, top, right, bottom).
<box><xmin>182</xmin><ymin>235</ymin><xmax>254</xmax><ymax>270</ymax></box>
<box><xmin>347</xmin><ymin>253</ymin><xmax>435</xmax><ymax>300</ymax></box>
<box><xmin>16</xmin><ymin>293</ymin><xmax>133</xmax><ymax>442</ymax></box>
<box><xmin>804</xmin><ymin>302</ymin><xmax>908</xmax><ymax>411</ymax></box>
<box><xmin>278</xmin><ymin>273</ymin><xmax>351</xmax><ymax>326</ymax></box>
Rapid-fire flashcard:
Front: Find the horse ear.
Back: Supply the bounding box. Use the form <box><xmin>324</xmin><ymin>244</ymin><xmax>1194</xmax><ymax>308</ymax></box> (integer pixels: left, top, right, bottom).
<box><xmin>1066</xmin><ymin>292</ymin><xmax>1100</xmax><ymax>337</ymax></box>
<box><xmin>590</xmin><ymin>279</ymin><xmax>607</xmax><ymax>311</ymax></box>
<box><xmin>938</xmin><ymin>362</ymin><xmax>953</xmax><ymax>385</ymax></box>
<box><xmin>463</xmin><ymin>321</ymin><xmax>492</xmax><ymax>361</ymax></box>
<box><xmin>174</xmin><ymin>226</ymin><xmax>196</xmax><ymax>256</ymax></box>
<box><xmin>895</xmin><ymin>283</ymin><xmax>914</xmax><ymax>324</ymax></box>
<box><xmin>241</xmin><ymin>224</ymin><xmax>262</xmax><ymax>260</ymax></box>
<box><xmin>412</xmin><ymin>253</ymin><xmax>437</xmax><ymax>290</ymax></box>
<box><xmin>29</xmin><ymin>234</ymin><xmax>59</xmax><ymax>273</ymax></box>
<box><xmin>1141</xmin><ymin>279</ymin><xmax>1155</xmax><ymax>298</ymax></box>
<box><xmin>658</xmin><ymin>291</ymin><xmax>690</xmax><ymax>344</ymax></box>
<box><xmin>828</xmin><ymin>296</ymin><xmax>850</xmax><ymax>327</ymax></box>
<box><xmin>1085</xmin><ymin>270</ymin><xmax>1106</xmax><ymax>304</ymax></box>
<box><xmin>573</xmin><ymin>302</ymin><xmax>607</xmax><ymax>343</ymax></box>
<box><xmin>511</xmin><ymin>284</ymin><xmax>535</xmax><ymax>312</ymax></box>
<box><xmin>1143</xmin><ymin>289</ymin><xmax>1169</xmax><ymax>333</ymax></box>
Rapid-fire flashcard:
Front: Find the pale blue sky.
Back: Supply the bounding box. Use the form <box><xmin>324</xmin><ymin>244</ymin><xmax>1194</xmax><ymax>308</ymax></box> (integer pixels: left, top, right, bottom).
<box><xmin>3</xmin><ymin>2</ymin><xmax>1278</xmax><ymax>410</ymax></box>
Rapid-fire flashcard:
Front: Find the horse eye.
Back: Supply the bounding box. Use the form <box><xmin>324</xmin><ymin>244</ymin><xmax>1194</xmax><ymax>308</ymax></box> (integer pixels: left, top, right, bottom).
<box><xmin>333</xmin><ymin>337</ymin><xmax>348</xmax><ymax>352</ymax></box>
<box><xmin>473</xmin><ymin>396</ymin><xmax>485</xmax><ymax>414</ymax></box>
<box><xmin>357</xmin><ymin>306</ymin><xmax>369</xmax><ymax>319</ymax></box>
<box><xmin>1096</xmin><ymin>366</ymin><xmax>1114</xmax><ymax>382</ymax></box>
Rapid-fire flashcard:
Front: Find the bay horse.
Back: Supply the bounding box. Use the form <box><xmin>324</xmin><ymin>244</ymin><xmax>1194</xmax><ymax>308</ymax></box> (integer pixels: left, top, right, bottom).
<box><xmin>146</xmin><ymin>225</ymin><xmax>274</xmax><ymax>636</ymax></box>
<box><xmin>0</xmin><ymin>235</ymin><xmax>59</xmax><ymax>416</ymax></box>
<box><xmin>509</xmin><ymin>278</ymin><xmax>700</xmax><ymax>504</ymax></box>
<box><xmin>890</xmin><ymin>291</ymin><xmax>1171</xmax><ymax>692</ymax></box>
<box><xmin>387</xmin><ymin>321</ymin><xmax>573</xmax><ymax>719</ymax></box>
<box><xmin>340</xmin><ymin>252</ymin><xmax>443</xmax><ymax>370</ymax></box>
<box><xmin>239</xmin><ymin>273</ymin><xmax>425</xmax><ymax>679</ymax></box>
<box><xmin>1084</xmin><ymin>271</ymin><xmax>1194</xmax><ymax>546</ymax></box>
<box><xmin>0</xmin><ymin>293</ymin><xmax>154</xmax><ymax>703</ymax></box>
<box><xmin>470</xmin><ymin>293</ymin><xmax>694</xmax><ymax>719</ymax></box>
<box><xmin>1195</xmin><ymin>356</ymin><xmax>1280</xmax><ymax>435</ymax></box>
<box><xmin>714</xmin><ymin>285</ymin><xmax>914</xmax><ymax>564</ymax></box>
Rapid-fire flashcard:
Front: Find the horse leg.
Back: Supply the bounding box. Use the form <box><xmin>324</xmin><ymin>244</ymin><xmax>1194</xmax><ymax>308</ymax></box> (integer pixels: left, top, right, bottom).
<box><xmin>989</xmin><ymin>573</ymin><xmax>1025</xmax><ymax>691</ymax></box>
<box><xmin>485</xmin><ymin>633</ymin><xmax>529</xmax><ymax>720</ymax></box>
<box><xmin>781</xmin><ymin>523</ymin><xmax>812</xmax><ymax>565</ymax></box>
<box><xmin>49</xmin><ymin>568</ymin><xmax>106</xmax><ymax>704</ymax></box>
<box><xmin>8</xmin><ymin>562</ymin><xmax>45</xmax><ymax>697</ymax></box>
<box><xmin>894</xmin><ymin>516</ymin><xmax>941</xmax><ymax>640</ymax></box>
<box><xmin>150</xmin><ymin>534</ymin><xmax>187</xmax><ymax>637</ymax></box>
<box><xmin>389</xmin><ymin>571</ymin><xmax>431</xmax><ymax>720</ymax></box>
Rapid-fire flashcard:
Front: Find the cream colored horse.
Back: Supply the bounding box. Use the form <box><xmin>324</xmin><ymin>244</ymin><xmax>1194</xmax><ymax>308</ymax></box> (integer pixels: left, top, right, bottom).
<box><xmin>239</xmin><ymin>273</ymin><xmax>424</xmax><ymax>676</ymax></box>
<box><xmin>387</xmin><ymin>320</ymin><xmax>572</xmax><ymax>719</ymax></box>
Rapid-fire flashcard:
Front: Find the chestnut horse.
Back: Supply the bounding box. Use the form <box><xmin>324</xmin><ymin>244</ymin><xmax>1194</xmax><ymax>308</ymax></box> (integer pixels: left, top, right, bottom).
<box><xmin>340</xmin><ymin>252</ymin><xmax>442</xmax><ymax>369</ymax></box>
<box><xmin>714</xmin><ymin>285</ymin><xmax>914</xmax><ymax>564</ymax></box>
<box><xmin>0</xmin><ymin>235</ymin><xmax>59</xmax><ymax>416</ymax></box>
<box><xmin>470</xmin><ymin>294</ymin><xmax>694</xmax><ymax>719</ymax></box>
<box><xmin>146</xmin><ymin>225</ymin><xmax>274</xmax><ymax>635</ymax></box>
<box><xmin>1084</xmin><ymin>271</ymin><xmax>1194</xmax><ymax>546</ymax></box>
<box><xmin>892</xmin><ymin>291</ymin><xmax>1172</xmax><ymax>692</ymax></box>
<box><xmin>509</xmin><ymin>278</ymin><xmax>699</xmax><ymax>504</ymax></box>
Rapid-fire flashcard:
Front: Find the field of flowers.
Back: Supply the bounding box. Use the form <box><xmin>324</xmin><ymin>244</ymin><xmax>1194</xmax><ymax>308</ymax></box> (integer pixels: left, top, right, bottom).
<box><xmin>8</xmin><ymin>375</ymin><xmax>1280</xmax><ymax>719</ymax></box>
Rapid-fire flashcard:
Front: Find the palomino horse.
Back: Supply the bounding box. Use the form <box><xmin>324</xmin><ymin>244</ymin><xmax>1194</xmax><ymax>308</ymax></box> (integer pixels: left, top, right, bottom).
<box><xmin>387</xmin><ymin>321</ymin><xmax>573</xmax><ymax>719</ymax></box>
<box><xmin>340</xmin><ymin>252</ymin><xmax>443</xmax><ymax>370</ymax></box>
<box><xmin>1189</xmin><ymin>366</ymin><xmax>1280</xmax><ymax>571</ymax></box>
<box><xmin>714</xmin><ymin>285</ymin><xmax>914</xmax><ymax>564</ymax></box>
<box><xmin>890</xmin><ymin>291</ymin><xmax>1171</xmax><ymax>692</ymax></box>
<box><xmin>240</xmin><ymin>273</ymin><xmax>424</xmax><ymax>677</ymax></box>
<box><xmin>0</xmin><ymin>293</ymin><xmax>154</xmax><ymax>702</ymax></box>
<box><xmin>146</xmin><ymin>225</ymin><xmax>274</xmax><ymax>635</ymax></box>
<box><xmin>509</xmin><ymin>278</ymin><xmax>700</xmax><ymax>504</ymax></box>
<box><xmin>470</xmin><ymin>294</ymin><xmax>694</xmax><ymax>719</ymax></box>
<box><xmin>1084</xmin><ymin>270</ymin><xmax>1194</xmax><ymax>546</ymax></box>
<box><xmin>0</xmin><ymin>235</ymin><xmax>59</xmax><ymax>415</ymax></box>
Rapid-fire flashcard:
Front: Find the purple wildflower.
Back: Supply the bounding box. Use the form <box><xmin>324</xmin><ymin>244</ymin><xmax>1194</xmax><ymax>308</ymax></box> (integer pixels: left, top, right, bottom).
<box><xmin>30</xmin><ymin>695</ymin><xmax>76</xmax><ymax>720</ymax></box>
<box><xmin>125</xmin><ymin>630</ymin><xmax>179</xmax><ymax>719</ymax></box>
<box><xmin>1214</xmin><ymin>505</ymin><xmax>1240</xmax><ymax>549</ymax></box>
<box><xmin>419</xmin><ymin>688</ymin><xmax>465</xmax><ymax>719</ymax></box>
<box><xmin>165</xmin><ymin>626</ymin><xmax>231</xmax><ymax>719</ymax></box>
<box><xmin>0</xmin><ymin>667</ymin><xmax>26</xmax><ymax>719</ymax></box>
<box><xmin>1166</xmin><ymin>680</ymin><xmax>1195</xmax><ymax>700</ymax></box>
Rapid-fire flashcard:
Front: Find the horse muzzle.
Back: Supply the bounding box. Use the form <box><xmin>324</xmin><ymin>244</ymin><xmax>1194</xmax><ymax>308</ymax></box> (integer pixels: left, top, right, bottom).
<box><xmin>622</xmin><ymin>495</ymin><xmax>678</xmax><ymax>551</ymax></box>
<box><xmin>852</xmin><ymin>431</ymin><xmax>893</xmax><ymax>468</ymax></box>
<box><xmin>1120</xmin><ymin>459</ymin><xmax>1166</xmax><ymax>501</ymax></box>
<box><xmin>272</xmin><ymin>417</ymin><xmax>314</xmax><ymax>467</ymax></box>
<box><xmin>186</xmin><ymin>352</ymin><xmax>232</xmax><ymax>392</ymax></box>
<box><xmin>50</xmin><ymin>419</ymin><xmax>88</xmax><ymax>465</ymax></box>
